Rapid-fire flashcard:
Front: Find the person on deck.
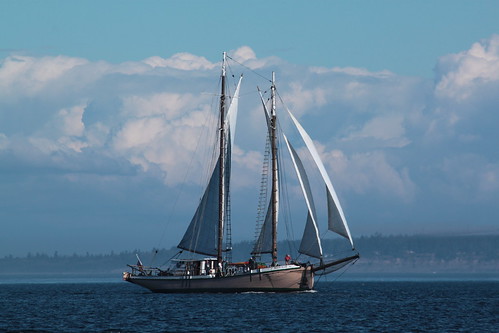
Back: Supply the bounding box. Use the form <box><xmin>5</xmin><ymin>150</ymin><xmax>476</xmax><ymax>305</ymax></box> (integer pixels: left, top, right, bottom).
<box><xmin>285</xmin><ymin>254</ymin><xmax>291</xmax><ymax>264</ymax></box>
<box><xmin>248</xmin><ymin>256</ymin><xmax>256</xmax><ymax>270</ymax></box>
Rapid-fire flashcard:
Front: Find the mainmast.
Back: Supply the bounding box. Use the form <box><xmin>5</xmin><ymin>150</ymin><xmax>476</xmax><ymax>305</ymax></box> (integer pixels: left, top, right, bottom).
<box><xmin>270</xmin><ymin>72</ymin><xmax>279</xmax><ymax>265</ymax></box>
<box><xmin>217</xmin><ymin>52</ymin><xmax>227</xmax><ymax>266</ymax></box>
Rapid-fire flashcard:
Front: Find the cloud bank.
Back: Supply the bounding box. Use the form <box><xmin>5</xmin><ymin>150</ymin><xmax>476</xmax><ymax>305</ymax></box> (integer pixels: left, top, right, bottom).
<box><xmin>1</xmin><ymin>37</ymin><xmax>498</xmax><ymax>255</ymax></box>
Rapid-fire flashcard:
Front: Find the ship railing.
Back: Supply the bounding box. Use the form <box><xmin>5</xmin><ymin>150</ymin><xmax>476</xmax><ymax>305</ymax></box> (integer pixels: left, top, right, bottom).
<box><xmin>127</xmin><ymin>264</ymin><xmax>170</xmax><ymax>276</ymax></box>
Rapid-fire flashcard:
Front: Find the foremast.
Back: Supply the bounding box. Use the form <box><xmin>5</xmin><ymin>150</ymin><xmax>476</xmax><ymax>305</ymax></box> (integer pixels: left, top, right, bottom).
<box><xmin>270</xmin><ymin>72</ymin><xmax>279</xmax><ymax>266</ymax></box>
<box><xmin>177</xmin><ymin>52</ymin><xmax>242</xmax><ymax>264</ymax></box>
<box><xmin>217</xmin><ymin>52</ymin><xmax>227</xmax><ymax>266</ymax></box>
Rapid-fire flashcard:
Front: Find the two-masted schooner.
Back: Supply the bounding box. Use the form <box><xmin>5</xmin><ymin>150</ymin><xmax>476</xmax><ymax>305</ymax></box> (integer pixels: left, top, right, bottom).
<box><xmin>123</xmin><ymin>52</ymin><xmax>359</xmax><ymax>292</ymax></box>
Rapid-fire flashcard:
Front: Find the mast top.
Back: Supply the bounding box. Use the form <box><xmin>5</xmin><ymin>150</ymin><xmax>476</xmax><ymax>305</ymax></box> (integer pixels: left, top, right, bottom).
<box><xmin>222</xmin><ymin>52</ymin><xmax>227</xmax><ymax>77</ymax></box>
<box><xmin>271</xmin><ymin>72</ymin><xmax>276</xmax><ymax>118</ymax></box>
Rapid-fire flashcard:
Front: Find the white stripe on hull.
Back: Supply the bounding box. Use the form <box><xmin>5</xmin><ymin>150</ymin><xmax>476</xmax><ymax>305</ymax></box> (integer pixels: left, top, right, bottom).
<box><xmin>125</xmin><ymin>266</ymin><xmax>314</xmax><ymax>293</ymax></box>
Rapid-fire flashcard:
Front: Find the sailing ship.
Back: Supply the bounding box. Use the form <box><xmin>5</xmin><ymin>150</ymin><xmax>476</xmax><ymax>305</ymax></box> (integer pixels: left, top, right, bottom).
<box><xmin>123</xmin><ymin>52</ymin><xmax>359</xmax><ymax>292</ymax></box>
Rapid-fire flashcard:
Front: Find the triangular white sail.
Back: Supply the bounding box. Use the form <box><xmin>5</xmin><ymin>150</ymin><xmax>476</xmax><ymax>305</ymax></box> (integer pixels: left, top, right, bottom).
<box><xmin>178</xmin><ymin>76</ymin><xmax>242</xmax><ymax>256</ymax></box>
<box><xmin>178</xmin><ymin>159</ymin><xmax>222</xmax><ymax>256</ymax></box>
<box><xmin>225</xmin><ymin>76</ymin><xmax>243</xmax><ymax>148</ymax></box>
<box><xmin>258</xmin><ymin>88</ymin><xmax>271</xmax><ymax>128</ymax></box>
<box><xmin>301</xmin><ymin>212</ymin><xmax>323</xmax><ymax>259</ymax></box>
<box><xmin>252</xmin><ymin>200</ymin><xmax>273</xmax><ymax>254</ymax></box>
<box><xmin>283</xmin><ymin>135</ymin><xmax>323</xmax><ymax>259</ymax></box>
<box><xmin>326</xmin><ymin>188</ymin><xmax>351</xmax><ymax>243</ymax></box>
<box><xmin>287</xmin><ymin>109</ymin><xmax>354</xmax><ymax>248</ymax></box>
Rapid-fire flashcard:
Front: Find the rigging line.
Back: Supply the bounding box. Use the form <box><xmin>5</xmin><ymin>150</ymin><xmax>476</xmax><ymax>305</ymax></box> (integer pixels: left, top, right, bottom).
<box><xmin>225</xmin><ymin>60</ymin><xmax>241</xmax><ymax>89</ymax></box>
<box><xmin>259</xmin><ymin>87</ymin><xmax>298</xmax><ymax>257</ymax></box>
<box><xmin>224</xmin><ymin>64</ymin><xmax>234</xmax><ymax>101</ymax></box>
<box><xmin>253</xmin><ymin>133</ymin><xmax>271</xmax><ymax>255</ymax></box>
<box><xmin>276</xmin><ymin>119</ymin><xmax>298</xmax><ymax>257</ymax></box>
<box><xmin>275</xmin><ymin>90</ymin><xmax>294</xmax><ymax>120</ymax></box>
<box><xmin>187</xmin><ymin>71</ymin><xmax>229</xmax><ymax>256</ymax></box>
<box><xmin>276</xmin><ymin>115</ymin><xmax>294</xmax><ymax>247</ymax></box>
<box><xmin>318</xmin><ymin>229</ymin><xmax>354</xmax><ymax>258</ymax></box>
<box><xmin>276</xmin><ymin>88</ymin><xmax>331</xmax><ymax>258</ymax></box>
<box><xmin>154</xmin><ymin>81</ymin><xmax>219</xmax><ymax>253</ymax></box>
<box><xmin>161</xmin><ymin>250</ymin><xmax>183</xmax><ymax>267</ymax></box>
<box><xmin>279</xmin><ymin>139</ymin><xmax>296</xmax><ymax>254</ymax></box>
<box><xmin>184</xmin><ymin>87</ymin><xmax>220</xmax><ymax>257</ymax></box>
<box><xmin>317</xmin><ymin>257</ymin><xmax>359</xmax><ymax>284</ymax></box>
<box><xmin>226</xmin><ymin>55</ymin><xmax>272</xmax><ymax>83</ymax></box>
<box><xmin>150</xmin><ymin>248</ymin><xmax>158</xmax><ymax>266</ymax></box>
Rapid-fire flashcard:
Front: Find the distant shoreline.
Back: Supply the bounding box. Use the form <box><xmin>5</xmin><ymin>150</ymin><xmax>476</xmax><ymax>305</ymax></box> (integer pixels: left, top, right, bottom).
<box><xmin>2</xmin><ymin>234</ymin><xmax>497</xmax><ymax>281</ymax></box>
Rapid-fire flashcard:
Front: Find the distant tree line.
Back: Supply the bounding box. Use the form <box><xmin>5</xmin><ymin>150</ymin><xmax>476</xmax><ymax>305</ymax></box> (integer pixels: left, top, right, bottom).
<box><xmin>352</xmin><ymin>234</ymin><xmax>498</xmax><ymax>260</ymax></box>
<box><xmin>1</xmin><ymin>234</ymin><xmax>498</xmax><ymax>275</ymax></box>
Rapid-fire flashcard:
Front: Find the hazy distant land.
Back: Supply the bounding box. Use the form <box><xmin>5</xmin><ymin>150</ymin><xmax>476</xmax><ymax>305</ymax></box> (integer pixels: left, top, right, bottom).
<box><xmin>1</xmin><ymin>234</ymin><xmax>497</xmax><ymax>280</ymax></box>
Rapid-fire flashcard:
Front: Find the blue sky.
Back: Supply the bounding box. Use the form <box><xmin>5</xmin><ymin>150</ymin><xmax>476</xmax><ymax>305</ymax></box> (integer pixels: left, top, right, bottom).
<box><xmin>1</xmin><ymin>1</ymin><xmax>499</xmax><ymax>256</ymax></box>
<box><xmin>3</xmin><ymin>1</ymin><xmax>499</xmax><ymax>76</ymax></box>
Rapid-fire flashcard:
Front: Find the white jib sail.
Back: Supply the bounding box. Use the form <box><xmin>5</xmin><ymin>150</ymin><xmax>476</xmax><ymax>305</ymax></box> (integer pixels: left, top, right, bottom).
<box><xmin>283</xmin><ymin>134</ymin><xmax>323</xmax><ymax>259</ymax></box>
<box><xmin>287</xmin><ymin>109</ymin><xmax>354</xmax><ymax>248</ymax></box>
<box><xmin>225</xmin><ymin>76</ymin><xmax>243</xmax><ymax>148</ymax></box>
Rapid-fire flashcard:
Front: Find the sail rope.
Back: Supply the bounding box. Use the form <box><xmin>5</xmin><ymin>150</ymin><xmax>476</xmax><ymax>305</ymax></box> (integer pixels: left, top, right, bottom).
<box><xmin>251</xmin><ymin>89</ymin><xmax>299</xmax><ymax>260</ymax></box>
<box><xmin>184</xmin><ymin>80</ymin><xmax>223</xmax><ymax>256</ymax></box>
<box><xmin>315</xmin><ymin>255</ymin><xmax>359</xmax><ymax>283</ymax></box>
<box><xmin>252</xmin><ymin>134</ymin><xmax>271</xmax><ymax>256</ymax></box>
<box><xmin>150</xmin><ymin>248</ymin><xmax>158</xmax><ymax>267</ymax></box>
<box><xmin>160</xmin><ymin>250</ymin><xmax>183</xmax><ymax>267</ymax></box>
<box><xmin>276</xmin><ymin>88</ymin><xmax>334</xmax><ymax>260</ymax></box>
<box><xmin>226</xmin><ymin>55</ymin><xmax>271</xmax><ymax>83</ymax></box>
<box><xmin>178</xmin><ymin>69</ymin><xmax>243</xmax><ymax>259</ymax></box>
<box><xmin>165</xmin><ymin>57</ymin><xmax>356</xmax><ymax>271</ymax></box>
<box><xmin>276</xmin><ymin>121</ymin><xmax>298</xmax><ymax>257</ymax></box>
<box><xmin>155</xmin><ymin>74</ymin><xmax>221</xmax><ymax>259</ymax></box>
<box><xmin>152</xmin><ymin>82</ymin><xmax>219</xmax><ymax>256</ymax></box>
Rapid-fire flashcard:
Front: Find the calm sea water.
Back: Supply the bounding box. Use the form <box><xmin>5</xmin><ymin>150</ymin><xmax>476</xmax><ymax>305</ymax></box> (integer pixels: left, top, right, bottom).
<box><xmin>0</xmin><ymin>279</ymin><xmax>497</xmax><ymax>332</ymax></box>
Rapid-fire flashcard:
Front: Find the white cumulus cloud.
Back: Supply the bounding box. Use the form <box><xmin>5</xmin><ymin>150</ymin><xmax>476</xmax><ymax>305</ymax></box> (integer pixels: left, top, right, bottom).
<box><xmin>1</xmin><ymin>40</ymin><xmax>499</xmax><ymax>254</ymax></box>
<box><xmin>436</xmin><ymin>34</ymin><xmax>499</xmax><ymax>100</ymax></box>
<box><xmin>143</xmin><ymin>53</ymin><xmax>216</xmax><ymax>70</ymax></box>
